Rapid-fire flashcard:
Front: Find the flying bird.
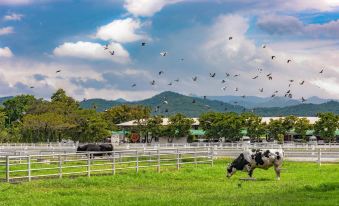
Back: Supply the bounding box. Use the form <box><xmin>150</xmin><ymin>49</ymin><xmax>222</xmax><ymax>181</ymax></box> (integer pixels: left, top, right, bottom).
<box><xmin>274</xmin><ymin>90</ymin><xmax>279</xmax><ymax>93</ymax></box>
<box><xmin>168</xmin><ymin>82</ymin><xmax>172</xmax><ymax>86</ymax></box>
<box><xmin>235</xmin><ymin>87</ymin><xmax>239</xmax><ymax>92</ymax></box>
<box><xmin>141</xmin><ymin>42</ymin><xmax>146</xmax><ymax>46</ymax></box>
<box><xmin>180</xmin><ymin>58</ymin><xmax>184</xmax><ymax>61</ymax></box>
<box><xmin>174</xmin><ymin>78</ymin><xmax>180</xmax><ymax>82</ymax></box>
<box><xmin>271</xmin><ymin>94</ymin><xmax>276</xmax><ymax>98</ymax></box>
<box><xmin>131</xmin><ymin>83</ymin><xmax>136</xmax><ymax>87</ymax></box>
<box><xmin>30</xmin><ymin>86</ymin><xmax>34</xmax><ymax>89</ymax></box>
<box><xmin>192</xmin><ymin>76</ymin><xmax>197</xmax><ymax>81</ymax></box>
<box><xmin>266</xmin><ymin>73</ymin><xmax>272</xmax><ymax>77</ymax></box>
<box><xmin>299</xmin><ymin>80</ymin><xmax>305</xmax><ymax>85</ymax></box>
<box><xmin>109</xmin><ymin>51</ymin><xmax>115</xmax><ymax>55</ymax></box>
<box><xmin>268</xmin><ymin>76</ymin><xmax>273</xmax><ymax>80</ymax></box>
<box><xmin>209</xmin><ymin>73</ymin><xmax>216</xmax><ymax>78</ymax></box>
<box><xmin>221</xmin><ymin>79</ymin><xmax>226</xmax><ymax>83</ymax></box>
<box><xmin>301</xmin><ymin>97</ymin><xmax>306</xmax><ymax>103</ymax></box>
<box><xmin>287</xmin><ymin>60</ymin><xmax>292</xmax><ymax>63</ymax></box>
<box><xmin>252</xmin><ymin>75</ymin><xmax>258</xmax><ymax>79</ymax></box>
<box><xmin>229</xmin><ymin>36</ymin><xmax>233</xmax><ymax>40</ymax></box>
<box><xmin>258</xmin><ymin>68</ymin><xmax>263</xmax><ymax>72</ymax></box>
<box><xmin>160</xmin><ymin>52</ymin><xmax>167</xmax><ymax>56</ymax></box>
<box><xmin>163</xmin><ymin>101</ymin><xmax>168</xmax><ymax>104</ymax></box>
<box><xmin>271</xmin><ymin>56</ymin><xmax>276</xmax><ymax>60</ymax></box>
<box><xmin>262</xmin><ymin>45</ymin><xmax>266</xmax><ymax>48</ymax></box>
<box><xmin>150</xmin><ymin>80</ymin><xmax>155</xmax><ymax>85</ymax></box>
<box><xmin>158</xmin><ymin>71</ymin><xmax>164</xmax><ymax>75</ymax></box>
<box><xmin>221</xmin><ymin>86</ymin><xmax>227</xmax><ymax>91</ymax></box>
<box><xmin>259</xmin><ymin>88</ymin><xmax>264</xmax><ymax>92</ymax></box>
<box><xmin>225</xmin><ymin>73</ymin><xmax>230</xmax><ymax>77</ymax></box>
<box><xmin>103</xmin><ymin>44</ymin><xmax>109</xmax><ymax>50</ymax></box>
<box><xmin>319</xmin><ymin>69</ymin><xmax>324</xmax><ymax>74</ymax></box>
<box><xmin>234</xmin><ymin>74</ymin><xmax>240</xmax><ymax>77</ymax></box>
<box><xmin>289</xmin><ymin>80</ymin><xmax>294</xmax><ymax>83</ymax></box>
<box><xmin>56</xmin><ymin>70</ymin><xmax>61</xmax><ymax>73</ymax></box>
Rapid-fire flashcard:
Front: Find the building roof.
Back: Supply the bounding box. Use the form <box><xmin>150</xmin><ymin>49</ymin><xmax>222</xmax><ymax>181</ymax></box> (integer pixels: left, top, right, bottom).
<box><xmin>117</xmin><ymin>118</ymin><xmax>200</xmax><ymax>127</ymax></box>
<box><xmin>117</xmin><ymin>117</ymin><xmax>320</xmax><ymax>127</ymax></box>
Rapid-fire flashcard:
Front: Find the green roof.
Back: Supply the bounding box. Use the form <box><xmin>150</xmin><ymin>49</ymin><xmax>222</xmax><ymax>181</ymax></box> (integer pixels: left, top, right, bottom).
<box><xmin>190</xmin><ymin>129</ymin><xmax>205</xmax><ymax>136</ymax></box>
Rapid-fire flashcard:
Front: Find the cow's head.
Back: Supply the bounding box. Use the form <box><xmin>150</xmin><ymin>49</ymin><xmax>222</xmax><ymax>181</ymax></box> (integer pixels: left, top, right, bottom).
<box><xmin>226</xmin><ymin>163</ymin><xmax>237</xmax><ymax>178</ymax></box>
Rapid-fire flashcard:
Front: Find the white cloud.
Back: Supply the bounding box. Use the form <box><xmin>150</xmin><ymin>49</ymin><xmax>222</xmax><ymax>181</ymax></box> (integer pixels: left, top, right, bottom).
<box><xmin>53</xmin><ymin>41</ymin><xmax>130</xmax><ymax>64</ymax></box>
<box><xmin>311</xmin><ymin>78</ymin><xmax>339</xmax><ymax>95</ymax></box>
<box><xmin>123</xmin><ymin>0</ymin><xmax>183</xmax><ymax>17</ymax></box>
<box><xmin>95</xmin><ymin>18</ymin><xmax>148</xmax><ymax>43</ymax></box>
<box><xmin>0</xmin><ymin>26</ymin><xmax>14</xmax><ymax>36</ymax></box>
<box><xmin>0</xmin><ymin>47</ymin><xmax>13</xmax><ymax>58</ymax></box>
<box><xmin>3</xmin><ymin>13</ymin><xmax>24</xmax><ymax>21</ymax></box>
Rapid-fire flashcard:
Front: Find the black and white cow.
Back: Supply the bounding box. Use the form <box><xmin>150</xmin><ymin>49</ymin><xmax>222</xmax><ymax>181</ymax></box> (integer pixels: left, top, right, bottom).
<box><xmin>226</xmin><ymin>149</ymin><xmax>284</xmax><ymax>180</ymax></box>
<box><xmin>77</xmin><ymin>143</ymin><xmax>113</xmax><ymax>158</ymax></box>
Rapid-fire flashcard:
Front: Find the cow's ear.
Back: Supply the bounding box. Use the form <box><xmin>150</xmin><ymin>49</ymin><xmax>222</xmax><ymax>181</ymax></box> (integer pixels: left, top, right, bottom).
<box><xmin>240</xmin><ymin>153</ymin><xmax>244</xmax><ymax>158</ymax></box>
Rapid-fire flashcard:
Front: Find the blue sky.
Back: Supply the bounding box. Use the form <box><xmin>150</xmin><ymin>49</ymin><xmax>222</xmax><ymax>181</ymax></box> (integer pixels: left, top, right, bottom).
<box><xmin>0</xmin><ymin>0</ymin><xmax>339</xmax><ymax>101</ymax></box>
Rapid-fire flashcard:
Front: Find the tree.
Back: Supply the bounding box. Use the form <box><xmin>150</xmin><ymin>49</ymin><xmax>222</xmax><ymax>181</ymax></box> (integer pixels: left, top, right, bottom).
<box><xmin>314</xmin><ymin>112</ymin><xmax>339</xmax><ymax>142</ymax></box>
<box><xmin>166</xmin><ymin>113</ymin><xmax>193</xmax><ymax>143</ymax></box>
<box><xmin>144</xmin><ymin>115</ymin><xmax>164</xmax><ymax>143</ymax></box>
<box><xmin>199</xmin><ymin>112</ymin><xmax>222</xmax><ymax>140</ymax></box>
<box><xmin>282</xmin><ymin>115</ymin><xmax>298</xmax><ymax>134</ymax></box>
<box><xmin>241</xmin><ymin>113</ymin><xmax>266</xmax><ymax>141</ymax></box>
<box><xmin>3</xmin><ymin>95</ymin><xmax>36</xmax><ymax>126</ymax></box>
<box><xmin>267</xmin><ymin>118</ymin><xmax>286</xmax><ymax>141</ymax></box>
<box><xmin>294</xmin><ymin>118</ymin><xmax>312</xmax><ymax>140</ymax></box>
<box><xmin>216</xmin><ymin>113</ymin><xmax>243</xmax><ymax>141</ymax></box>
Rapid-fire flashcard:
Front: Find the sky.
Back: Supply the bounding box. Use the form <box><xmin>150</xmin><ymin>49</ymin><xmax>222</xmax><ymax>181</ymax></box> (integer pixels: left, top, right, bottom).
<box><xmin>0</xmin><ymin>0</ymin><xmax>339</xmax><ymax>101</ymax></box>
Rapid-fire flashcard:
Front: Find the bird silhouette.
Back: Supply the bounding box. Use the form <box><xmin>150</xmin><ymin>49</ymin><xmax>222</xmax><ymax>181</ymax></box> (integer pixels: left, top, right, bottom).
<box><xmin>174</xmin><ymin>79</ymin><xmax>180</xmax><ymax>82</ymax></box>
<box><xmin>163</xmin><ymin>100</ymin><xmax>168</xmax><ymax>104</ymax></box>
<box><xmin>192</xmin><ymin>76</ymin><xmax>197</xmax><ymax>81</ymax></box>
<box><xmin>252</xmin><ymin>76</ymin><xmax>258</xmax><ymax>79</ymax></box>
<box><xmin>271</xmin><ymin>56</ymin><xmax>276</xmax><ymax>60</ymax></box>
<box><xmin>234</xmin><ymin>74</ymin><xmax>240</xmax><ymax>77</ymax></box>
<box><xmin>226</xmin><ymin>73</ymin><xmax>230</xmax><ymax>77</ymax></box>
<box><xmin>141</xmin><ymin>42</ymin><xmax>146</xmax><ymax>46</ymax></box>
<box><xmin>319</xmin><ymin>69</ymin><xmax>324</xmax><ymax>74</ymax></box>
<box><xmin>210</xmin><ymin>73</ymin><xmax>216</xmax><ymax>78</ymax></box>
<box><xmin>221</xmin><ymin>79</ymin><xmax>226</xmax><ymax>83</ymax></box>
<box><xmin>168</xmin><ymin>82</ymin><xmax>172</xmax><ymax>86</ymax></box>
<box><xmin>56</xmin><ymin>70</ymin><xmax>61</xmax><ymax>73</ymax></box>
<box><xmin>268</xmin><ymin>76</ymin><xmax>273</xmax><ymax>80</ymax></box>
<box><xmin>262</xmin><ymin>45</ymin><xmax>266</xmax><ymax>48</ymax></box>
<box><xmin>158</xmin><ymin>71</ymin><xmax>164</xmax><ymax>75</ymax></box>
<box><xmin>235</xmin><ymin>88</ymin><xmax>239</xmax><ymax>92</ymax></box>
<box><xmin>103</xmin><ymin>44</ymin><xmax>109</xmax><ymax>50</ymax></box>
<box><xmin>160</xmin><ymin>52</ymin><xmax>167</xmax><ymax>57</ymax></box>
<box><xmin>30</xmin><ymin>86</ymin><xmax>34</xmax><ymax>89</ymax></box>
<box><xmin>299</xmin><ymin>80</ymin><xmax>305</xmax><ymax>85</ymax></box>
<box><xmin>222</xmin><ymin>86</ymin><xmax>227</xmax><ymax>91</ymax></box>
<box><xmin>259</xmin><ymin>88</ymin><xmax>264</xmax><ymax>92</ymax></box>
<box><xmin>301</xmin><ymin>97</ymin><xmax>306</xmax><ymax>103</ymax></box>
<box><xmin>289</xmin><ymin>80</ymin><xmax>294</xmax><ymax>83</ymax></box>
<box><xmin>150</xmin><ymin>80</ymin><xmax>155</xmax><ymax>85</ymax></box>
<box><xmin>109</xmin><ymin>51</ymin><xmax>114</xmax><ymax>55</ymax></box>
<box><xmin>287</xmin><ymin>60</ymin><xmax>292</xmax><ymax>63</ymax></box>
<box><xmin>131</xmin><ymin>83</ymin><xmax>136</xmax><ymax>87</ymax></box>
<box><xmin>271</xmin><ymin>94</ymin><xmax>276</xmax><ymax>98</ymax></box>
<box><xmin>229</xmin><ymin>36</ymin><xmax>233</xmax><ymax>40</ymax></box>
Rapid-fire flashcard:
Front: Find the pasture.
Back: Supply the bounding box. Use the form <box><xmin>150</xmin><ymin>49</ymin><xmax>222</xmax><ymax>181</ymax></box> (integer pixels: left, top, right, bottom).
<box><xmin>1</xmin><ymin>160</ymin><xmax>339</xmax><ymax>206</ymax></box>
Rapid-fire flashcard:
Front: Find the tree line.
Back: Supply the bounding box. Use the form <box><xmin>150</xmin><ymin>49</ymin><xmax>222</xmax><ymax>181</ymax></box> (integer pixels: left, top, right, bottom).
<box><xmin>0</xmin><ymin>89</ymin><xmax>338</xmax><ymax>143</ymax></box>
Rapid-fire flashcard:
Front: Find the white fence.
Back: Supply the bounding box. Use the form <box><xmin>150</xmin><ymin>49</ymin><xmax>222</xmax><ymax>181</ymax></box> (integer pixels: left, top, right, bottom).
<box><xmin>0</xmin><ymin>147</ymin><xmax>213</xmax><ymax>183</ymax></box>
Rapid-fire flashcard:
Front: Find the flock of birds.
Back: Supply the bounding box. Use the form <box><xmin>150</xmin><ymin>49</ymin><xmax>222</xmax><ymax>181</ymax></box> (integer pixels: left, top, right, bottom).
<box><xmin>28</xmin><ymin>36</ymin><xmax>326</xmax><ymax>113</ymax></box>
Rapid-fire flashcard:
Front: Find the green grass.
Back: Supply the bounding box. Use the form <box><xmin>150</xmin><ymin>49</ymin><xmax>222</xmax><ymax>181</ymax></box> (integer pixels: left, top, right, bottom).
<box><xmin>1</xmin><ymin>160</ymin><xmax>339</xmax><ymax>206</ymax></box>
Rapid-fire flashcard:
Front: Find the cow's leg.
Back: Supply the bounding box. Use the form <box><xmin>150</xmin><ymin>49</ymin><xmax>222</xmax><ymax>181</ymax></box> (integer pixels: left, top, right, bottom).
<box><xmin>248</xmin><ymin>169</ymin><xmax>254</xmax><ymax>178</ymax></box>
<box><xmin>274</xmin><ymin>165</ymin><xmax>281</xmax><ymax>180</ymax></box>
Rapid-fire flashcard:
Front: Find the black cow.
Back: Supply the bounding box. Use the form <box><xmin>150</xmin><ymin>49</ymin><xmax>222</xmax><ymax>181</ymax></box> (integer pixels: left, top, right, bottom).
<box><xmin>226</xmin><ymin>149</ymin><xmax>284</xmax><ymax>180</ymax></box>
<box><xmin>77</xmin><ymin>143</ymin><xmax>113</xmax><ymax>158</ymax></box>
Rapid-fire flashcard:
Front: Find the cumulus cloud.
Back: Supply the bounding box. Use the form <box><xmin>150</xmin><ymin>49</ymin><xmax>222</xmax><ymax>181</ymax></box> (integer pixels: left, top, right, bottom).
<box><xmin>257</xmin><ymin>15</ymin><xmax>339</xmax><ymax>38</ymax></box>
<box><xmin>311</xmin><ymin>78</ymin><xmax>339</xmax><ymax>95</ymax></box>
<box><xmin>3</xmin><ymin>13</ymin><xmax>24</xmax><ymax>21</ymax></box>
<box><xmin>53</xmin><ymin>41</ymin><xmax>130</xmax><ymax>64</ymax></box>
<box><xmin>123</xmin><ymin>0</ymin><xmax>183</xmax><ymax>17</ymax></box>
<box><xmin>95</xmin><ymin>18</ymin><xmax>148</xmax><ymax>43</ymax></box>
<box><xmin>0</xmin><ymin>26</ymin><xmax>14</xmax><ymax>36</ymax></box>
<box><xmin>0</xmin><ymin>47</ymin><xmax>13</xmax><ymax>58</ymax></box>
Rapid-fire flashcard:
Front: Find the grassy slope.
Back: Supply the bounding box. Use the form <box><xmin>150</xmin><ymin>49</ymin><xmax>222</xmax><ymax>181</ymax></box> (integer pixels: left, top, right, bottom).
<box><xmin>1</xmin><ymin>160</ymin><xmax>339</xmax><ymax>206</ymax></box>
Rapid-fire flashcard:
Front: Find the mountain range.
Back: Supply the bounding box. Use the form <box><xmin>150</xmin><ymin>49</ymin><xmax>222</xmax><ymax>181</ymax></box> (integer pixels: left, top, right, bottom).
<box><xmin>79</xmin><ymin>91</ymin><xmax>339</xmax><ymax>117</ymax></box>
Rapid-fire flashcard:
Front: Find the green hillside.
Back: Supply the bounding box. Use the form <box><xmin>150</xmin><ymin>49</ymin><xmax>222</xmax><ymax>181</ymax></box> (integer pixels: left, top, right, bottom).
<box><xmin>79</xmin><ymin>91</ymin><xmax>339</xmax><ymax>117</ymax></box>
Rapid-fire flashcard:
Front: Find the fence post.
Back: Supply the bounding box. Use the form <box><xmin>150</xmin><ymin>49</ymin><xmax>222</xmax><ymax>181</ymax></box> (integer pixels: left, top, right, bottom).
<box><xmin>318</xmin><ymin>148</ymin><xmax>322</xmax><ymax>166</ymax></box>
<box><xmin>157</xmin><ymin>149</ymin><xmax>160</xmax><ymax>173</ymax></box>
<box><xmin>176</xmin><ymin>149</ymin><xmax>180</xmax><ymax>170</ymax></box>
<box><xmin>27</xmin><ymin>155</ymin><xmax>31</xmax><ymax>181</ymax></box>
<box><xmin>112</xmin><ymin>152</ymin><xmax>116</xmax><ymax>175</ymax></box>
<box><xmin>87</xmin><ymin>153</ymin><xmax>91</xmax><ymax>177</ymax></box>
<box><xmin>194</xmin><ymin>147</ymin><xmax>197</xmax><ymax>167</ymax></box>
<box><xmin>6</xmin><ymin>156</ymin><xmax>9</xmax><ymax>183</ymax></box>
<box><xmin>58</xmin><ymin>154</ymin><xmax>62</xmax><ymax>179</ymax></box>
<box><xmin>211</xmin><ymin>147</ymin><xmax>214</xmax><ymax>167</ymax></box>
<box><xmin>136</xmin><ymin>150</ymin><xmax>139</xmax><ymax>173</ymax></box>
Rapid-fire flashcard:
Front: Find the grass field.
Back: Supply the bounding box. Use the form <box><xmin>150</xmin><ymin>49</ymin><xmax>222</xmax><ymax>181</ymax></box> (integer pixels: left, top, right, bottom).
<box><xmin>1</xmin><ymin>160</ymin><xmax>339</xmax><ymax>206</ymax></box>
